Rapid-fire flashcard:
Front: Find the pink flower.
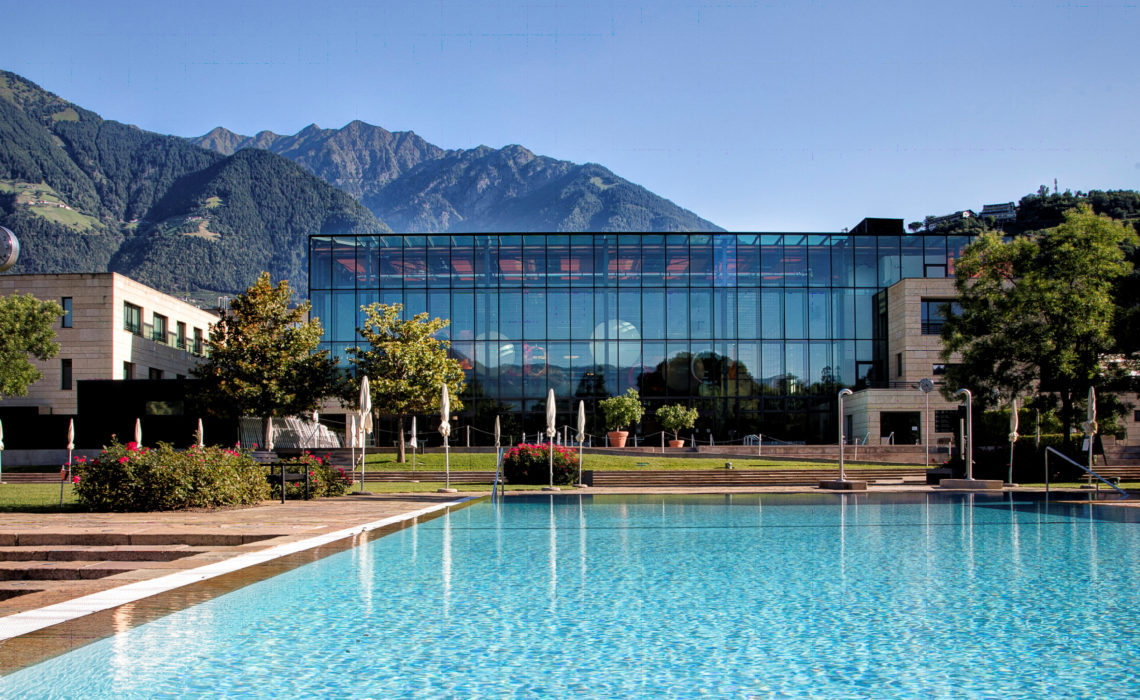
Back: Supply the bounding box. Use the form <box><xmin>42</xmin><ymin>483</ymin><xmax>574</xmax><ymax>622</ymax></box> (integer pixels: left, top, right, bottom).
<box><xmin>72</xmin><ymin>475</ymin><xmax>80</xmax><ymax>484</ymax></box>
<box><xmin>118</xmin><ymin>456</ymin><xmax>129</xmax><ymax>464</ymax></box>
<box><xmin>77</xmin><ymin>456</ymin><xmax>87</xmax><ymax>463</ymax></box>
<box><xmin>127</xmin><ymin>441</ymin><xmax>139</xmax><ymax>452</ymax></box>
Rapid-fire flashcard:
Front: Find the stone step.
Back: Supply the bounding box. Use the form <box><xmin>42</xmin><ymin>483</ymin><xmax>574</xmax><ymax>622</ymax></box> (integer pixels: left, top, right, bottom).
<box><xmin>0</xmin><ymin>532</ymin><xmax>285</xmax><ymax>547</ymax></box>
<box><xmin>0</xmin><ymin>545</ymin><xmax>208</xmax><ymax>562</ymax></box>
<box><xmin>0</xmin><ymin>560</ymin><xmax>183</xmax><ymax>581</ymax></box>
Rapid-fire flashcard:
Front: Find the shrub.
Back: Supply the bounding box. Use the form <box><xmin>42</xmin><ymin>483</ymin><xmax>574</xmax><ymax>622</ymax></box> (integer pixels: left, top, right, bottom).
<box><xmin>270</xmin><ymin>451</ymin><xmax>354</xmax><ymax>499</ymax></box>
<box><xmin>502</xmin><ymin>443</ymin><xmax>579</xmax><ymax>485</ymax></box>
<box><xmin>656</xmin><ymin>403</ymin><xmax>699</xmax><ymax>441</ymax></box>
<box><xmin>73</xmin><ymin>440</ymin><xmax>268</xmax><ymax>511</ymax></box>
<box><xmin>599</xmin><ymin>389</ymin><xmax>644</xmax><ymax>431</ymax></box>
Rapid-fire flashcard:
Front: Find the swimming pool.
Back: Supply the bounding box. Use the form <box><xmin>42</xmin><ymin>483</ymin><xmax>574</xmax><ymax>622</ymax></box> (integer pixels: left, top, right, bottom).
<box><xmin>2</xmin><ymin>492</ymin><xmax>1139</xmax><ymax>697</ymax></box>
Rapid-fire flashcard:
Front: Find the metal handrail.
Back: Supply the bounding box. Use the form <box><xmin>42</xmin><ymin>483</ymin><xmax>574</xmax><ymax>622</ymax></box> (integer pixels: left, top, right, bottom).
<box><xmin>1045</xmin><ymin>446</ymin><xmax>1128</xmax><ymax>498</ymax></box>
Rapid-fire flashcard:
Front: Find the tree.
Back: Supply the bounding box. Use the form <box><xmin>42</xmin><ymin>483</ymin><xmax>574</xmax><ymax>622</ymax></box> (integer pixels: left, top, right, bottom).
<box><xmin>192</xmin><ymin>272</ymin><xmax>342</xmax><ymax>419</ymax></box>
<box><xmin>656</xmin><ymin>403</ymin><xmax>699</xmax><ymax>443</ymax></box>
<box><xmin>350</xmin><ymin>303</ymin><xmax>465</xmax><ymax>463</ymax></box>
<box><xmin>0</xmin><ymin>293</ymin><xmax>62</xmax><ymax>399</ymax></box>
<box><xmin>941</xmin><ymin>205</ymin><xmax>1138</xmax><ymax>443</ymax></box>
<box><xmin>599</xmin><ymin>389</ymin><xmax>645</xmax><ymax>432</ymax></box>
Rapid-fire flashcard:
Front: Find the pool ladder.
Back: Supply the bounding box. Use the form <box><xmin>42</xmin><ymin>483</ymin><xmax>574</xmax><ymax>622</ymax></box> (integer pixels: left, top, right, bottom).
<box><xmin>1044</xmin><ymin>447</ymin><xmax>1129</xmax><ymax>499</ymax></box>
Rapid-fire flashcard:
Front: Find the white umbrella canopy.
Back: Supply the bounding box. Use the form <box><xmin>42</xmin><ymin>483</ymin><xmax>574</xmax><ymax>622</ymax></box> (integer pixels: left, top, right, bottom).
<box><xmin>546</xmin><ymin>389</ymin><xmax>557</xmax><ymax>438</ymax></box>
<box><xmin>0</xmin><ymin>418</ymin><xmax>5</xmax><ymax>451</ymax></box>
<box><xmin>359</xmin><ymin>375</ymin><xmax>373</xmax><ymax>436</ymax></box>
<box><xmin>134</xmin><ymin>418</ymin><xmax>142</xmax><ymax>446</ymax></box>
<box><xmin>410</xmin><ymin>416</ymin><xmax>418</xmax><ymax>448</ymax></box>
<box><xmin>1009</xmin><ymin>397</ymin><xmax>1019</xmax><ymax>443</ymax></box>
<box><xmin>197</xmin><ymin>418</ymin><xmax>205</xmax><ymax>448</ymax></box>
<box><xmin>439</xmin><ymin>384</ymin><xmax>451</xmax><ymax>437</ymax></box>
<box><xmin>266</xmin><ymin>417</ymin><xmax>275</xmax><ymax>451</ymax></box>
<box><xmin>348</xmin><ymin>414</ymin><xmax>357</xmax><ymax>449</ymax></box>
<box><xmin>67</xmin><ymin>419</ymin><xmax>75</xmax><ymax>451</ymax></box>
<box><xmin>1084</xmin><ymin>386</ymin><xmax>1098</xmax><ymax>435</ymax></box>
<box><xmin>576</xmin><ymin>400</ymin><xmax>586</xmax><ymax>443</ymax></box>
<box><xmin>494</xmin><ymin>415</ymin><xmax>501</xmax><ymax>447</ymax></box>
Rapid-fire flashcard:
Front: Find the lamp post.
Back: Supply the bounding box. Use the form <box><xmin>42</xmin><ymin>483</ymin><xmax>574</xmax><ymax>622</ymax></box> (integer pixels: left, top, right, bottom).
<box><xmin>955</xmin><ymin>388</ymin><xmax>973</xmax><ymax>480</ymax></box>
<box><xmin>837</xmin><ymin>388</ymin><xmax>853</xmax><ymax>481</ymax></box>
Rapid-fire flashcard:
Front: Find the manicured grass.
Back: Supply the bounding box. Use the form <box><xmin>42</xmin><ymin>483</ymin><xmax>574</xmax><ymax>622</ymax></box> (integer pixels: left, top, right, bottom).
<box><xmin>0</xmin><ymin>484</ymin><xmax>81</xmax><ymax>512</ymax></box>
<box><xmin>361</xmin><ymin>452</ymin><xmax>908</xmax><ymax>471</ymax></box>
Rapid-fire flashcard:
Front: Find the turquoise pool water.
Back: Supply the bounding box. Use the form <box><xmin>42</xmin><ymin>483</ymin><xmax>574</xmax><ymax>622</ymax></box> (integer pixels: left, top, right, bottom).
<box><xmin>3</xmin><ymin>493</ymin><xmax>1140</xmax><ymax>698</ymax></box>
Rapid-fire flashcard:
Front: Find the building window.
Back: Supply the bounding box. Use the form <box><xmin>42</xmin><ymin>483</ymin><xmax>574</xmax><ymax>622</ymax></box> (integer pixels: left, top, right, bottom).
<box><xmin>177</xmin><ymin>321</ymin><xmax>187</xmax><ymax>350</ymax></box>
<box><xmin>61</xmin><ymin>297</ymin><xmax>73</xmax><ymax>328</ymax></box>
<box><xmin>934</xmin><ymin>409</ymin><xmax>957</xmax><ymax>433</ymax></box>
<box><xmin>193</xmin><ymin>327</ymin><xmax>204</xmax><ymax>355</ymax></box>
<box><xmin>921</xmin><ymin>299</ymin><xmax>960</xmax><ymax>335</ymax></box>
<box><xmin>124</xmin><ymin>302</ymin><xmax>142</xmax><ymax>335</ymax></box>
<box><xmin>61</xmin><ymin>359</ymin><xmax>73</xmax><ymax>390</ymax></box>
<box><xmin>153</xmin><ymin>314</ymin><xmax>168</xmax><ymax>344</ymax></box>
<box><xmin>123</xmin><ymin>361</ymin><xmax>135</xmax><ymax>380</ymax></box>
<box><xmin>932</xmin><ymin>363</ymin><xmax>946</xmax><ymax>375</ymax></box>
<box><xmin>1134</xmin><ymin>410</ymin><xmax>1140</xmax><ymax>422</ymax></box>
<box><xmin>896</xmin><ymin>352</ymin><xmax>903</xmax><ymax>378</ymax></box>
<box><xmin>149</xmin><ymin>367</ymin><xmax>163</xmax><ymax>380</ymax></box>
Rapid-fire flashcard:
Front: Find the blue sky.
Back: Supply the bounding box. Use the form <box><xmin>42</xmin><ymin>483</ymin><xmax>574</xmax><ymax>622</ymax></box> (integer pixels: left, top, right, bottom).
<box><xmin>2</xmin><ymin>1</ymin><xmax>1137</xmax><ymax>231</ymax></box>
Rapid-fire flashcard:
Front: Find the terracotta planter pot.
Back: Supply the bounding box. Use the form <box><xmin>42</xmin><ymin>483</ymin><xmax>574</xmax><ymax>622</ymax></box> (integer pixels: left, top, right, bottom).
<box><xmin>668</xmin><ymin>439</ymin><xmax>685</xmax><ymax>448</ymax></box>
<box><xmin>607</xmin><ymin>430</ymin><xmax>629</xmax><ymax>447</ymax></box>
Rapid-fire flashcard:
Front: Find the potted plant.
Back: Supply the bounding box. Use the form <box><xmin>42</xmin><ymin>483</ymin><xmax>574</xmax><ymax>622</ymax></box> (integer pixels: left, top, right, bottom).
<box><xmin>599</xmin><ymin>389</ymin><xmax>644</xmax><ymax>448</ymax></box>
<box><xmin>657</xmin><ymin>403</ymin><xmax>699</xmax><ymax>447</ymax></box>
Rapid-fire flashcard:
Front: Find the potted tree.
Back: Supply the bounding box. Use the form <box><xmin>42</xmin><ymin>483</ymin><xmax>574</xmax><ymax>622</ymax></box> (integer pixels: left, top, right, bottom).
<box><xmin>657</xmin><ymin>403</ymin><xmax>698</xmax><ymax>447</ymax></box>
<box><xmin>599</xmin><ymin>389</ymin><xmax>644</xmax><ymax>448</ymax></box>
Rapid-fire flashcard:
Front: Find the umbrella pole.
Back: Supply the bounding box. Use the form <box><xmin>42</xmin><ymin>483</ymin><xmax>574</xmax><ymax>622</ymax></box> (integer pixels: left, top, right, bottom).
<box><xmin>549</xmin><ymin>435</ymin><xmax>554</xmax><ymax>488</ymax></box>
<box><xmin>445</xmin><ymin>437</ymin><xmax>450</xmax><ymax>489</ymax></box>
<box><xmin>1008</xmin><ymin>441</ymin><xmax>1014</xmax><ymax>485</ymax></box>
<box><xmin>578</xmin><ymin>438</ymin><xmax>583</xmax><ymax>485</ymax></box>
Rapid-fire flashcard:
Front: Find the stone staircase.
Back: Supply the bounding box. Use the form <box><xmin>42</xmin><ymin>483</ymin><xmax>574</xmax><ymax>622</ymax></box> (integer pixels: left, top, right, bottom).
<box><xmin>0</xmin><ymin>532</ymin><xmax>284</xmax><ymax>604</ymax></box>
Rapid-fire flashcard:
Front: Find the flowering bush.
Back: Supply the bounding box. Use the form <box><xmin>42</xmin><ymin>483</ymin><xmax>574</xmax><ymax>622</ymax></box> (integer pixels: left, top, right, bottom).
<box><xmin>502</xmin><ymin>443</ymin><xmax>579</xmax><ymax>485</ymax></box>
<box><xmin>270</xmin><ymin>452</ymin><xmax>354</xmax><ymax>499</ymax></box>
<box><xmin>73</xmin><ymin>439</ymin><xmax>268</xmax><ymax>511</ymax></box>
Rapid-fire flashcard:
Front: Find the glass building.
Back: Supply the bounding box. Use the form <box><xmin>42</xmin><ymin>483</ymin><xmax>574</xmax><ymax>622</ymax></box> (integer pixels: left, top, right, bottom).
<box><xmin>309</xmin><ymin>219</ymin><xmax>971</xmax><ymax>443</ymax></box>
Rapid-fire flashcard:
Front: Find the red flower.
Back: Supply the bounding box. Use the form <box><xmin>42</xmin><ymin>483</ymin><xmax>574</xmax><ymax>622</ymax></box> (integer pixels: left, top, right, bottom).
<box><xmin>118</xmin><ymin>456</ymin><xmax>129</xmax><ymax>464</ymax></box>
<box><xmin>72</xmin><ymin>475</ymin><xmax>80</xmax><ymax>484</ymax></box>
<box><xmin>126</xmin><ymin>441</ymin><xmax>139</xmax><ymax>452</ymax></box>
<box><xmin>77</xmin><ymin>456</ymin><xmax>87</xmax><ymax>463</ymax></box>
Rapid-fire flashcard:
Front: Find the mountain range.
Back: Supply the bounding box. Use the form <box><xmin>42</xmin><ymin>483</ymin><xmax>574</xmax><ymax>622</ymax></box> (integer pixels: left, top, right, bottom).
<box><xmin>188</xmin><ymin>123</ymin><xmax>722</xmax><ymax>233</ymax></box>
<box><xmin>0</xmin><ymin>69</ymin><xmax>721</xmax><ymax>300</ymax></box>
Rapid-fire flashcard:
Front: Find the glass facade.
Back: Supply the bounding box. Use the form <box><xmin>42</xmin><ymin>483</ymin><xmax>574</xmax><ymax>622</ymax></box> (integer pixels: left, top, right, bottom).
<box><xmin>309</xmin><ymin>220</ymin><xmax>971</xmax><ymax>443</ymax></box>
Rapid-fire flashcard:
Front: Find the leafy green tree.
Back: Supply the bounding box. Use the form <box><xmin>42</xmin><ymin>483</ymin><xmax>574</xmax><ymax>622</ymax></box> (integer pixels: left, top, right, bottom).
<box><xmin>656</xmin><ymin>403</ymin><xmax>699</xmax><ymax>443</ymax></box>
<box><xmin>599</xmin><ymin>389</ymin><xmax>645</xmax><ymax>431</ymax></box>
<box><xmin>192</xmin><ymin>272</ymin><xmax>342</xmax><ymax>419</ymax></box>
<box><xmin>0</xmin><ymin>293</ymin><xmax>63</xmax><ymax>399</ymax></box>
<box><xmin>941</xmin><ymin>205</ymin><xmax>1138</xmax><ymax>443</ymax></box>
<box><xmin>349</xmin><ymin>302</ymin><xmax>465</xmax><ymax>463</ymax></box>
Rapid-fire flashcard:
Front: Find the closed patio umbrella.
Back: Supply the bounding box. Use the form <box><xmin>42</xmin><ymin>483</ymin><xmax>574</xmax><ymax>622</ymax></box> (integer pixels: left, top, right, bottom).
<box><xmin>197</xmin><ymin>418</ymin><xmax>205</xmax><ymax>448</ymax></box>
<box><xmin>410</xmin><ymin>416</ymin><xmax>418</xmax><ymax>476</ymax></box>
<box><xmin>1084</xmin><ymin>386</ymin><xmax>1097</xmax><ymax>479</ymax></box>
<box><xmin>266</xmin><ymin>417</ymin><xmax>275</xmax><ymax>452</ymax></box>
<box><xmin>494</xmin><ymin>415</ymin><xmax>501</xmax><ymax>448</ymax></box>
<box><xmin>1007</xmin><ymin>397</ymin><xmax>1019</xmax><ymax>484</ymax></box>
<box><xmin>0</xmin><ymin>419</ymin><xmax>5</xmax><ymax>484</ymax></box>
<box><xmin>359</xmin><ymin>375</ymin><xmax>372</xmax><ymax>492</ymax></box>
<box><xmin>134</xmin><ymin>418</ymin><xmax>142</xmax><ymax>446</ymax></box>
<box><xmin>66</xmin><ymin>419</ymin><xmax>75</xmax><ymax>476</ymax></box>
<box><xmin>545</xmin><ymin>389</ymin><xmax>557</xmax><ymax>489</ymax></box>
<box><xmin>439</xmin><ymin>384</ymin><xmax>453</xmax><ymax>492</ymax></box>
<box><xmin>577</xmin><ymin>400</ymin><xmax>586</xmax><ymax>485</ymax></box>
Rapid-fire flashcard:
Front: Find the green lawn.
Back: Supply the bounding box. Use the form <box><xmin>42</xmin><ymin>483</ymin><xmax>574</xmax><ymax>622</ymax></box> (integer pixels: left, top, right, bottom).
<box><xmin>0</xmin><ymin>484</ymin><xmax>81</xmax><ymax>512</ymax></box>
<box><xmin>362</xmin><ymin>452</ymin><xmax>908</xmax><ymax>471</ymax></box>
